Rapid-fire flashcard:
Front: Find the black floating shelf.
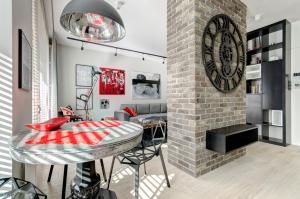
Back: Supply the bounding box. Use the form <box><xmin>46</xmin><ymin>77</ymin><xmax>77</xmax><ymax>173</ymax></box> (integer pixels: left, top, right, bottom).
<box><xmin>246</xmin><ymin>78</ymin><xmax>261</xmax><ymax>81</ymax></box>
<box><xmin>247</xmin><ymin>43</ymin><xmax>283</xmax><ymax>55</ymax></box>
<box><xmin>247</xmin><ymin>48</ymin><xmax>262</xmax><ymax>55</ymax></box>
<box><xmin>262</xmin><ymin>42</ymin><xmax>283</xmax><ymax>52</ymax></box>
<box><xmin>262</xmin><ymin>59</ymin><xmax>283</xmax><ymax>64</ymax></box>
<box><xmin>206</xmin><ymin>124</ymin><xmax>258</xmax><ymax>155</ymax></box>
<box><xmin>262</xmin><ymin>122</ymin><xmax>283</xmax><ymax>127</ymax></box>
<box><xmin>132</xmin><ymin>79</ymin><xmax>160</xmax><ymax>85</ymax></box>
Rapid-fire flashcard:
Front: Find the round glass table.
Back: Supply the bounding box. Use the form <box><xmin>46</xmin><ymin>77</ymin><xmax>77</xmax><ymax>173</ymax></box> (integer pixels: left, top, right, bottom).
<box><xmin>9</xmin><ymin>120</ymin><xmax>143</xmax><ymax>199</ymax></box>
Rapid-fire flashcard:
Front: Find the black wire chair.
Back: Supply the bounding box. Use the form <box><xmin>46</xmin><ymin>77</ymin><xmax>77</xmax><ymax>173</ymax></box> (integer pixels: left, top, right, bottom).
<box><xmin>47</xmin><ymin>159</ymin><xmax>107</xmax><ymax>199</ymax></box>
<box><xmin>106</xmin><ymin>119</ymin><xmax>170</xmax><ymax>199</ymax></box>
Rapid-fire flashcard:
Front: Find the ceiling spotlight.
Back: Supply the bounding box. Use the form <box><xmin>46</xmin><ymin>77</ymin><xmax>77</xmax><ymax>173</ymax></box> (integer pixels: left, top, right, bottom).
<box><xmin>60</xmin><ymin>0</ymin><xmax>126</xmax><ymax>42</ymax></box>
<box><xmin>162</xmin><ymin>58</ymin><xmax>165</xmax><ymax>64</ymax></box>
<box><xmin>115</xmin><ymin>48</ymin><xmax>118</xmax><ymax>56</ymax></box>
<box><xmin>142</xmin><ymin>54</ymin><xmax>145</xmax><ymax>61</ymax></box>
<box><xmin>254</xmin><ymin>14</ymin><xmax>262</xmax><ymax>21</ymax></box>
<box><xmin>81</xmin><ymin>42</ymin><xmax>84</xmax><ymax>51</ymax></box>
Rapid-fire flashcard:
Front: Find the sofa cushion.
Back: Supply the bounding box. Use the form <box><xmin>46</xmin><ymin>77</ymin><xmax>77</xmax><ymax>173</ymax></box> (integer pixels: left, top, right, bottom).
<box><xmin>161</xmin><ymin>103</ymin><xmax>167</xmax><ymax>113</ymax></box>
<box><xmin>123</xmin><ymin>107</ymin><xmax>138</xmax><ymax>117</ymax></box>
<box><xmin>137</xmin><ymin>104</ymin><xmax>150</xmax><ymax>115</ymax></box>
<box><xmin>114</xmin><ymin>110</ymin><xmax>130</xmax><ymax>121</ymax></box>
<box><xmin>130</xmin><ymin>113</ymin><xmax>167</xmax><ymax>123</ymax></box>
<box><xmin>150</xmin><ymin>104</ymin><xmax>161</xmax><ymax>113</ymax></box>
<box><xmin>120</xmin><ymin>104</ymin><xmax>137</xmax><ymax>112</ymax></box>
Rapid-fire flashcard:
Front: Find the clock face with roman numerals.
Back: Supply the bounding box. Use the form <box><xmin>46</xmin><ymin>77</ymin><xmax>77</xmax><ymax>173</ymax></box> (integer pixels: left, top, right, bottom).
<box><xmin>202</xmin><ymin>14</ymin><xmax>245</xmax><ymax>93</ymax></box>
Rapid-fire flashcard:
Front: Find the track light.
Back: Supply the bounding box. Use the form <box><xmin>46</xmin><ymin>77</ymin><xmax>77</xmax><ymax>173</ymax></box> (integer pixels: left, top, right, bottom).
<box><xmin>81</xmin><ymin>42</ymin><xmax>84</xmax><ymax>51</ymax></box>
<box><xmin>68</xmin><ymin>37</ymin><xmax>166</xmax><ymax>62</ymax></box>
<box><xmin>162</xmin><ymin>58</ymin><xmax>165</xmax><ymax>64</ymax></box>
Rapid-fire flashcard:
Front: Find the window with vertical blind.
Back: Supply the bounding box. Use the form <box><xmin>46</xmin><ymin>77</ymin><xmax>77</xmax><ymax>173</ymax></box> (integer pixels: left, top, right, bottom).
<box><xmin>32</xmin><ymin>0</ymin><xmax>40</xmax><ymax>123</ymax></box>
<box><xmin>32</xmin><ymin>0</ymin><xmax>57</xmax><ymax>123</ymax></box>
<box><xmin>38</xmin><ymin>1</ymin><xmax>50</xmax><ymax>122</ymax></box>
<box><xmin>50</xmin><ymin>39</ymin><xmax>58</xmax><ymax>118</ymax></box>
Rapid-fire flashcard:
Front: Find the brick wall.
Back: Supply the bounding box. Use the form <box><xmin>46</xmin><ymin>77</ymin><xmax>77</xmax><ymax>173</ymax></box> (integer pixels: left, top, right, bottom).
<box><xmin>167</xmin><ymin>0</ymin><xmax>247</xmax><ymax>177</ymax></box>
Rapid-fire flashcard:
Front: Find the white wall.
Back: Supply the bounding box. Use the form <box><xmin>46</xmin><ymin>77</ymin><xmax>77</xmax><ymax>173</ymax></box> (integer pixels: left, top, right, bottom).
<box><xmin>57</xmin><ymin>45</ymin><xmax>167</xmax><ymax>120</ymax></box>
<box><xmin>12</xmin><ymin>0</ymin><xmax>32</xmax><ymax>133</ymax></box>
<box><xmin>291</xmin><ymin>21</ymin><xmax>300</xmax><ymax>145</ymax></box>
<box><xmin>11</xmin><ymin>0</ymin><xmax>32</xmax><ymax>179</ymax></box>
<box><xmin>0</xmin><ymin>1</ymin><xmax>12</xmax><ymax>56</ymax></box>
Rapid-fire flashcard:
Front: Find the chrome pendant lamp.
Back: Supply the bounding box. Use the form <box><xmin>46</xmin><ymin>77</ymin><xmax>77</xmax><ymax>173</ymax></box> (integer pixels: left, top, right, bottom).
<box><xmin>60</xmin><ymin>0</ymin><xmax>125</xmax><ymax>42</ymax></box>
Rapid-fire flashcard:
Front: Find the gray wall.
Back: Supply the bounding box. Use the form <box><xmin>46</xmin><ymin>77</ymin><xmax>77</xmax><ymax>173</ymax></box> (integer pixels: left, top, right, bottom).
<box><xmin>57</xmin><ymin>44</ymin><xmax>167</xmax><ymax>120</ymax></box>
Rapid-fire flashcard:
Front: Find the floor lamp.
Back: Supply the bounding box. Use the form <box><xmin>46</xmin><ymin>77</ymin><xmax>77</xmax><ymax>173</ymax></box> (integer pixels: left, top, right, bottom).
<box><xmin>77</xmin><ymin>67</ymin><xmax>102</xmax><ymax>121</ymax></box>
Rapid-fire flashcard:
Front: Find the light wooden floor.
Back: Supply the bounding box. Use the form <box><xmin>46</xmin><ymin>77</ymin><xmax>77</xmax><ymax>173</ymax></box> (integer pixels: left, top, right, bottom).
<box><xmin>36</xmin><ymin>142</ymin><xmax>300</xmax><ymax>199</ymax></box>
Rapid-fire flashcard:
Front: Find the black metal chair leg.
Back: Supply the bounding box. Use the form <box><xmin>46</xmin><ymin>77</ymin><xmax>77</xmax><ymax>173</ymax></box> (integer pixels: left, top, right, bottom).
<box><xmin>47</xmin><ymin>165</ymin><xmax>54</xmax><ymax>182</ymax></box>
<box><xmin>107</xmin><ymin>156</ymin><xmax>116</xmax><ymax>190</ymax></box>
<box><xmin>61</xmin><ymin>165</ymin><xmax>68</xmax><ymax>199</ymax></box>
<box><xmin>133</xmin><ymin>164</ymin><xmax>140</xmax><ymax>199</ymax></box>
<box><xmin>100</xmin><ymin>159</ymin><xmax>107</xmax><ymax>182</ymax></box>
<box><xmin>143</xmin><ymin>163</ymin><xmax>147</xmax><ymax>175</ymax></box>
<box><xmin>159</xmin><ymin>148</ymin><xmax>170</xmax><ymax>188</ymax></box>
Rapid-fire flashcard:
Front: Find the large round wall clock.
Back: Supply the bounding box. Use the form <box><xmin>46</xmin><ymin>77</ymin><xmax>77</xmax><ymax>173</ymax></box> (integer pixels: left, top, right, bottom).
<box><xmin>202</xmin><ymin>14</ymin><xmax>245</xmax><ymax>93</ymax></box>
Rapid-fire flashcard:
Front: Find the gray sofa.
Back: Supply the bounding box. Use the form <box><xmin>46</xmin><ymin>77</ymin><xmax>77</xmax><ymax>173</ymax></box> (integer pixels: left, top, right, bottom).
<box><xmin>114</xmin><ymin>103</ymin><xmax>167</xmax><ymax>122</ymax></box>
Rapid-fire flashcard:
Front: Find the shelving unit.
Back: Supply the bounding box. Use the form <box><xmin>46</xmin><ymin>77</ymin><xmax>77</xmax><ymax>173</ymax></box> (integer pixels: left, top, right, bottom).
<box><xmin>246</xmin><ymin>20</ymin><xmax>291</xmax><ymax>146</ymax></box>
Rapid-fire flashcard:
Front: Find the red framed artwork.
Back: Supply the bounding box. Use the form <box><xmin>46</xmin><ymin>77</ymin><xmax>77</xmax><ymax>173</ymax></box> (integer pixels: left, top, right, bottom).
<box><xmin>99</xmin><ymin>67</ymin><xmax>125</xmax><ymax>95</ymax></box>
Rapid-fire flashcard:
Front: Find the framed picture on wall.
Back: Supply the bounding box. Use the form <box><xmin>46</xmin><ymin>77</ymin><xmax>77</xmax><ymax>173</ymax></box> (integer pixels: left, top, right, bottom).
<box><xmin>132</xmin><ymin>72</ymin><xmax>160</xmax><ymax>99</ymax></box>
<box><xmin>99</xmin><ymin>67</ymin><xmax>125</xmax><ymax>95</ymax></box>
<box><xmin>18</xmin><ymin>29</ymin><xmax>32</xmax><ymax>91</ymax></box>
<box><xmin>76</xmin><ymin>64</ymin><xmax>93</xmax><ymax>87</ymax></box>
<box><xmin>100</xmin><ymin>99</ymin><xmax>110</xmax><ymax>109</ymax></box>
<box><xmin>76</xmin><ymin>88</ymin><xmax>93</xmax><ymax>110</ymax></box>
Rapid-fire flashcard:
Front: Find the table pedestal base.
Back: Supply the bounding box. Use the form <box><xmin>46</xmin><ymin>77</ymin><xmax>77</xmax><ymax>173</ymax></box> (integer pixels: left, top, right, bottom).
<box><xmin>69</xmin><ymin>161</ymin><xmax>117</xmax><ymax>199</ymax></box>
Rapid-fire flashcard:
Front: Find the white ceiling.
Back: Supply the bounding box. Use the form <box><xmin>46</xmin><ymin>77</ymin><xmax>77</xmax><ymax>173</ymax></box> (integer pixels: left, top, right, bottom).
<box><xmin>51</xmin><ymin>0</ymin><xmax>167</xmax><ymax>57</ymax></box>
<box><xmin>242</xmin><ymin>0</ymin><xmax>300</xmax><ymax>31</ymax></box>
<box><xmin>49</xmin><ymin>0</ymin><xmax>300</xmax><ymax>57</ymax></box>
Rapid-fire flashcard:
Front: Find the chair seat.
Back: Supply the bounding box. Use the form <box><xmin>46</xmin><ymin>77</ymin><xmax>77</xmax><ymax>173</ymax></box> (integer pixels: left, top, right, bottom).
<box><xmin>119</xmin><ymin>147</ymin><xmax>155</xmax><ymax>165</ymax></box>
<box><xmin>106</xmin><ymin>119</ymin><xmax>170</xmax><ymax>199</ymax></box>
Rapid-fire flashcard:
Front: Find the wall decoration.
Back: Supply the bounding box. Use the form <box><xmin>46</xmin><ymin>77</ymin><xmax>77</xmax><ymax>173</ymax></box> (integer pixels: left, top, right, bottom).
<box><xmin>132</xmin><ymin>72</ymin><xmax>160</xmax><ymax>99</ymax></box>
<box><xmin>202</xmin><ymin>14</ymin><xmax>245</xmax><ymax>93</ymax></box>
<box><xmin>76</xmin><ymin>64</ymin><xmax>93</xmax><ymax>87</ymax></box>
<box><xmin>100</xmin><ymin>99</ymin><xmax>110</xmax><ymax>109</ymax></box>
<box><xmin>18</xmin><ymin>29</ymin><xmax>32</xmax><ymax>90</ymax></box>
<box><xmin>76</xmin><ymin>88</ymin><xmax>93</xmax><ymax>110</ymax></box>
<box><xmin>99</xmin><ymin>67</ymin><xmax>125</xmax><ymax>95</ymax></box>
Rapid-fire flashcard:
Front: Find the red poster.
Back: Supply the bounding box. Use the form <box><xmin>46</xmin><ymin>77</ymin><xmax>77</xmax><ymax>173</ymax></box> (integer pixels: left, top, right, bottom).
<box><xmin>99</xmin><ymin>67</ymin><xmax>125</xmax><ymax>95</ymax></box>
